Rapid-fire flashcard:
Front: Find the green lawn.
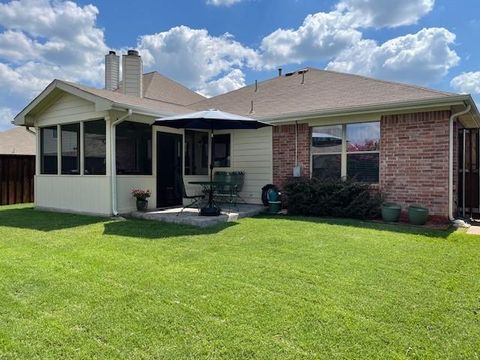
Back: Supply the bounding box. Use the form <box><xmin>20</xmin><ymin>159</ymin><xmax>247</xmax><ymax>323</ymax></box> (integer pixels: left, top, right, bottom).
<box><xmin>0</xmin><ymin>205</ymin><xmax>479</xmax><ymax>359</ymax></box>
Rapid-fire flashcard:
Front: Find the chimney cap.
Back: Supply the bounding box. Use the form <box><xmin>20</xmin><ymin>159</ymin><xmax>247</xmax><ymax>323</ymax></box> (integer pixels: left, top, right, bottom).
<box><xmin>127</xmin><ymin>49</ymin><xmax>139</xmax><ymax>56</ymax></box>
<box><xmin>108</xmin><ymin>50</ymin><xmax>116</xmax><ymax>55</ymax></box>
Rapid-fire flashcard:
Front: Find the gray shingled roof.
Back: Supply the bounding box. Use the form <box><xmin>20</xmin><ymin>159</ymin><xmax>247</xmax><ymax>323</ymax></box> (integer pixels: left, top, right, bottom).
<box><xmin>142</xmin><ymin>72</ymin><xmax>205</xmax><ymax>105</ymax></box>
<box><xmin>192</xmin><ymin>68</ymin><xmax>459</xmax><ymax>118</ymax></box>
<box><xmin>62</xmin><ymin>81</ymin><xmax>192</xmax><ymax>114</ymax></box>
<box><xmin>0</xmin><ymin>127</ymin><xmax>35</xmax><ymax>155</ymax></box>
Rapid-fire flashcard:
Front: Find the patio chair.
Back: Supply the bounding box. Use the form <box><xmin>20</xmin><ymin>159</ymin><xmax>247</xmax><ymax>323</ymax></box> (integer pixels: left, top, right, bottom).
<box><xmin>213</xmin><ymin>172</ymin><xmax>245</xmax><ymax>210</ymax></box>
<box><xmin>177</xmin><ymin>181</ymin><xmax>205</xmax><ymax>216</ymax></box>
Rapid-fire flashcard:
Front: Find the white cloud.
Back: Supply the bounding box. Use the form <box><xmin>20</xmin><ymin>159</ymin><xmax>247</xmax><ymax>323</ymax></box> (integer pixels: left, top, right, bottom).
<box><xmin>337</xmin><ymin>0</ymin><xmax>435</xmax><ymax>28</ymax></box>
<box><xmin>0</xmin><ymin>108</ymin><xmax>15</xmax><ymax>131</ymax></box>
<box><xmin>198</xmin><ymin>69</ymin><xmax>246</xmax><ymax>97</ymax></box>
<box><xmin>138</xmin><ymin>26</ymin><xmax>259</xmax><ymax>91</ymax></box>
<box><xmin>0</xmin><ymin>0</ymin><xmax>107</xmax><ymax>122</ymax></box>
<box><xmin>260</xmin><ymin>11</ymin><xmax>361</xmax><ymax>69</ymax></box>
<box><xmin>206</xmin><ymin>0</ymin><xmax>242</xmax><ymax>6</ymax></box>
<box><xmin>327</xmin><ymin>28</ymin><xmax>459</xmax><ymax>84</ymax></box>
<box><xmin>451</xmin><ymin>72</ymin><xmax>480</xmax><ymax>94</ymax></box>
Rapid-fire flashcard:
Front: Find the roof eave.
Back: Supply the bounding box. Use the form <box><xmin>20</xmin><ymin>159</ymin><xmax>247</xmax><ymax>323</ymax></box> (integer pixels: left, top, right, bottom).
<box><xmin>110</xmin><ymin>104</ymin><xmax>179</xmax><ymax>119</ymax></box>
<box><xmin>259</xmin><ymin>95</ymin><xmax>478</xmax><ymax>123</ymax></box>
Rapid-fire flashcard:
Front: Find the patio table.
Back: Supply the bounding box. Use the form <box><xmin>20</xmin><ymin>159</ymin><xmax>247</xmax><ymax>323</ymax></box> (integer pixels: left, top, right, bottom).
<box><xmin>188</xmin><ymin>180</ymin><xmax>228</xmax><ymax>216</ymax></box>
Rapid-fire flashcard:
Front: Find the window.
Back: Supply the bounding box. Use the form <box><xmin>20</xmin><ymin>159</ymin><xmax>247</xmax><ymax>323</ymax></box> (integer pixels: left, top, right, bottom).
<box><xmin>311</xmin><ymin>122</ymin><xmax>380</xmax><ymax>183</ymax></box>
<box><xmin>212</xmin><ymin>134</ymin><xmax>230</xmax><ymax>168</ymax></box>
<box><xmin>40</xmin><ymin>126</ymin><xmax>58</xmax><ymax>174</ymax></box>
<box><xmin>311</xmin><ymin>125</ymin><xmax>342</xmax><ymax>180</ymax></box>
<box><xmin>346</xmin><ymin>122</ymin><xmax>380</xmax><ymax>183</ymax></box>
<box><xmin>84</xmin><ymin>120</ymin><xmax>106</xmax><ymax>175</ymax></box>
<box><xmin>61</xmin><ymin>123</ymin><xmax>80</xmax><ymax>175</ymax></box>
<box><xmin>185</xmin><ymin>130</ymin><xmax>208</xmax><ymax>175</ymax></box>
<box><xmin>116</xmin><ymin>121</ymin><xmax>152</xmax><ymax>175</ymax></box>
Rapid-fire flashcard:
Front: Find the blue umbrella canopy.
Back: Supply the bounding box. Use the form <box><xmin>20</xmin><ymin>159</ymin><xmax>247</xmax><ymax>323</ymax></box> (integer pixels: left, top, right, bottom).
<box><xmin>153</xmin><ymin>110</ymin><xmax>271</xmax><ymax>130</ymax></box>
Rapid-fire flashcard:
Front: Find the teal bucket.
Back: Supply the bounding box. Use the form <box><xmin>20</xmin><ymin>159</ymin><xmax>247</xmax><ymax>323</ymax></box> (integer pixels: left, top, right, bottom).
<box><xmin>268</xmin><ymin>201</ymin><xmax>282</xmax><ymax>214</ymax></box>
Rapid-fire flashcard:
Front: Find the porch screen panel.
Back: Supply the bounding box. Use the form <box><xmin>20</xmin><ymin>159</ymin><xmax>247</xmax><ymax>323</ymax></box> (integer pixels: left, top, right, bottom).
<box><xmin>116</xmin><ymin>121</ymin><xmax>152</xmax><ymax>175</ymax></box>
<box><xmin>61</xmin><ymin>123</ymin><xmax>80</xmax><ymax>175</ymax></box>
<box><xmin>40</xmin><ymin>126</ymin><xmax>58</xmax><ymax>174</ymax></box>
<box><xmin>185</xmin><ymin>130</ymin><xmax>208</xmax><ymax>175</ymax></box>
<box><xmin>84</xmin><ymin>120</ymin><xmax>106</xmax><ymax>175</ymax></box>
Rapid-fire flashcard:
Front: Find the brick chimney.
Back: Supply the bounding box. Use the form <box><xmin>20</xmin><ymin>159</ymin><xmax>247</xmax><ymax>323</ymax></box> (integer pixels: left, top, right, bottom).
<box><xmin>105</xmin><ymin>51</ymin><xmax>119</xmax><ymax>91</ymax></box>
<box><xmin>121</xmin><ymin>49</ymin><xmax>143</xmax><ymax>98</ymax></box>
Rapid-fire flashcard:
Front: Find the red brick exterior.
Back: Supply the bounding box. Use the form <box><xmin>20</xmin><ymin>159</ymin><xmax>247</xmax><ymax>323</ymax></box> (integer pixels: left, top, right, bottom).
<box><xmin>272</xmin><ymin>123</ymin><xmax>310</xmax><ymax>189</ymax></box>
<box><xmin>380</xmin><ymin>111</ymin><xmax>451</xmax><ymax>218</ymax></box>
<box><xmin>272</xmin><ymin>110</ymin><xmax>456</xmax><ymax>220</ymax></box>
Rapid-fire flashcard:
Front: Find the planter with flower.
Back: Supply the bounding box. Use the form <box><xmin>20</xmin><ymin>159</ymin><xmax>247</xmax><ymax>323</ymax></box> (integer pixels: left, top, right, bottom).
<box><xmin>132</xmin><ymin>189</ymin><xmax>151</xmax><ymax>211</ymax></box>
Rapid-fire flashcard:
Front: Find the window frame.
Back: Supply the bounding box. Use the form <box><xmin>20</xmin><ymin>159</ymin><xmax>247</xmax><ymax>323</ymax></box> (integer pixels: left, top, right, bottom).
<box><xmin>310</xmin><ymin>121</ymin><xmax>380</xmax><ymax>184</ymax></box>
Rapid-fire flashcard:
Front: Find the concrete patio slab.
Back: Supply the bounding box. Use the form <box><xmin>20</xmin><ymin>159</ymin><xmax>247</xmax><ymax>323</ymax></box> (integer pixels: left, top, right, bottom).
<box><xmin>130</xmin><ymin>204</ymin><xmax>265</xmax><ymax>227</ymax></box>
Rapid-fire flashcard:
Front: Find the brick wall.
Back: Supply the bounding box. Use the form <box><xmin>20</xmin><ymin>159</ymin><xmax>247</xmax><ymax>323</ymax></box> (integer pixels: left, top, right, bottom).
<box><xmin>380</xmin><ymin>111</ymin><xmax>452</xmax><ymax>219</ymax></box>
<box><xmin>272</xmin><ymin>111</ymin><xmax>454</xmax><ymax>219</ymax></box>
<box><xmin>272</xmin><ymin>123</ymin><xmax>310</xmax><ymax>189</ymax></box>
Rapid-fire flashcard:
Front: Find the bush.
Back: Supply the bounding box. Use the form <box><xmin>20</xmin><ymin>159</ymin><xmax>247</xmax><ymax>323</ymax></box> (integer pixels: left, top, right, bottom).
<box><xmin>283</xmin><ymin>177</ymin><xmax>383</xmax><ymax>219</ymax></box>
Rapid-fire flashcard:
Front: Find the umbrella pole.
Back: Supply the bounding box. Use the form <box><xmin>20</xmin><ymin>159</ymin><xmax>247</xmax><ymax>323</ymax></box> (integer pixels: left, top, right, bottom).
<box><xmin>210</xmin><ymin>127</ymin><xmax>214</xmax><ymax>183</ymax></box>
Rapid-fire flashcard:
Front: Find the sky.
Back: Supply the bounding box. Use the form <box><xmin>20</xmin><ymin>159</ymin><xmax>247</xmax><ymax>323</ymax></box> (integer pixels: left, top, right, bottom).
<box><xmin>1</xmin><ymin>0</ymin><xmax>480</xmax><ymax>130</ymax></box>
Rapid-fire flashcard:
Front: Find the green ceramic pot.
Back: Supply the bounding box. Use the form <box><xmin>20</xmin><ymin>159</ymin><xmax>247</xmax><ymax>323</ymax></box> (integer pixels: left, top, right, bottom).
<box><xmin>381</xmin><ymin>202</ymin><xmax>401</xmax><ymax>222</ymax></box>
<box><xmin>408</xmin><ymin>205</ymin><xmax>429</xmax><ymax>225</ymax></box>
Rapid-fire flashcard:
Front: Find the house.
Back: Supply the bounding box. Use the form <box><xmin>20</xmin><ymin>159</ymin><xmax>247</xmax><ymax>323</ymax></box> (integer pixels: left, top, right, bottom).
<box><xmin>0</xmin><ymin>127</ymin><xmax>36</xmax><ymax>205</ymax></box>
<box><xmin>14</xmin><ymin>50</ymin><xmax>480</xmax><ymax>221</ymax></box>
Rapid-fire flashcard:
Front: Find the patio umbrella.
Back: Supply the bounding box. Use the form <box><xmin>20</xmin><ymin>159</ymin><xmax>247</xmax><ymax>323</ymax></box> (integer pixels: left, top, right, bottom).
<box><xmin>153</xmin><ymin>109</ymin><xmax>271</xmax><ymax>216</ymax></box>
<box><xmin>153</xmin><ymin>109</ymin><xmax>271</xmax><ymax>182</ymax></box>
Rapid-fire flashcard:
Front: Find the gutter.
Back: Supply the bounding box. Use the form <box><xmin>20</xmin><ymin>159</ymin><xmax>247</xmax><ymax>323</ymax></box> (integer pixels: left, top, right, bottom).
<box><xmin>260</xmin><ymin>95</ymin><xmax>475</xmax><ymax>124</ymax></box>
<box><xmin>449</xmin><ymin>104</ymin><xmax>472</xmax><ymax>221</ymax></box>
<box><xmin>111</xmin><ymin>109</ymin><xmax>132</xmax><ymax>216</ymax></box>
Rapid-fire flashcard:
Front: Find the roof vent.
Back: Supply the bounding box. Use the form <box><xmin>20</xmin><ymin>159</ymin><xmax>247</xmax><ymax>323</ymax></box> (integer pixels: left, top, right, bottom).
<box><xmin>285</xmin><ymin>71</ymin><xmax>295</xmax><ymax>77</ymax></box>
<box><xmin>278</xmin><ymin>68</ymin><xmax>282</xmax><ymax>77</ymax></box>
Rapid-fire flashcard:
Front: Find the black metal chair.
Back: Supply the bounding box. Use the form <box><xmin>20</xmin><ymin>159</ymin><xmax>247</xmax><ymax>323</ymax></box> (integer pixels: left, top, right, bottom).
<box><xmin>177</xmin><ymin>181</ymin><xmax>205</xmax><ymax>216</ymax></box>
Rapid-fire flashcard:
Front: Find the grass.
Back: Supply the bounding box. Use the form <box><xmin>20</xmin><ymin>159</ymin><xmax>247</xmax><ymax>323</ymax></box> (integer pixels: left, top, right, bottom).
<box><xmin>0</xmin><ymin>204</ymin><xmax>479</xmax><ymax>359</ymax></box>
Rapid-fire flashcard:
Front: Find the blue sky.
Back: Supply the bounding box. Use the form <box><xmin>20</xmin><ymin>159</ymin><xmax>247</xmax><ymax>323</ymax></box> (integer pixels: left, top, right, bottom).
<box><xmin>1</xmin><ymin>0</ymin><xmax>480</xmax><ymax>129</ymax></box>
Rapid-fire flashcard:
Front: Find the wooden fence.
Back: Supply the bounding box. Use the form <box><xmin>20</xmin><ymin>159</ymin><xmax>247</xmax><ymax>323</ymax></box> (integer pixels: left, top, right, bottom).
<box><xmin>0</xmin><ymin>155</ymin><xmax>35</xmax><ymax>205</ymax></box>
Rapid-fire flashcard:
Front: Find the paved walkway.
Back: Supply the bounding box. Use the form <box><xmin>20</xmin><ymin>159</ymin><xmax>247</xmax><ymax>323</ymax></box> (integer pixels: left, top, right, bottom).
<box><xmin>467</xmin><ymin>225</ymin><xmax>480</xmax><ymax>235</ymax></box>
<box><xmin>131</xmin><ymin>204</ymin><xmax>265</xmax><ymax>227</ymax></box>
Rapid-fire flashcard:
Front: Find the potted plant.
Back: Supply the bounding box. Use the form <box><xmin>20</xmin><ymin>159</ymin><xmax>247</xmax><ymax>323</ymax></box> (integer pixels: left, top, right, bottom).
<box><xmin>408</xmin><ymin>205</ymin><xmax>429</xmax><ymax>225</ymax></box>
<box><xmin>381</xmin><ymin>202</ymin><xmax>401</xmax><ymax>222</ymax></box>
<box><xmin>132</xmin><ymin>189</ymin><xmax>151</xmax><ymax>211</ymax></box>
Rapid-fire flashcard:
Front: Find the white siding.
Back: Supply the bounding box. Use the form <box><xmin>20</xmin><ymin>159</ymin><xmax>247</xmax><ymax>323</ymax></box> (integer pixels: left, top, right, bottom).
<box><xmin>116</xmin><ymin>176</ymin><xmax>156</xmax><ymax>214</ymax></box>
<box><xmin>36</xmin><ymin>92</ymin><xmax>106</xmax><ymax>126</ymax></box>
<box><xmin>231</xmin><ymin>127</ymin><xmax>273</xmax><ymax>204</ymax></box>
<box><xmin>35</xmin><ymin>175</ymin><xmax>111</xmax><ymax>215</ymax></box>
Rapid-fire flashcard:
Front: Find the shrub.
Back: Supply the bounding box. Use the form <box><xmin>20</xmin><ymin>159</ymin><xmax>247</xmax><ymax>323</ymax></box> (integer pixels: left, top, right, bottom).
<box><xmin>283</xmin><ymin>177</ymin><xmax>383</xmax><ymax>219</ymax></box>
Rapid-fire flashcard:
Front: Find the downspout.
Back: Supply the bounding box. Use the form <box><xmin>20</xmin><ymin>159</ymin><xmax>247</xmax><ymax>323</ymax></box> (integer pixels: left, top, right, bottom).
<box><xmin>25</xmin><ymin>126</ymin><xmax>35</xmax><ymax>135</ymax></box>
<box><xmin>111</xmin><ymin>109</ymin><xmax>132</xmax><ymax>216</ymax></box>
<box><xmin>449</xmin><ymin>104</ymin><xmax>471</xmax><ymax>221</ymax></box>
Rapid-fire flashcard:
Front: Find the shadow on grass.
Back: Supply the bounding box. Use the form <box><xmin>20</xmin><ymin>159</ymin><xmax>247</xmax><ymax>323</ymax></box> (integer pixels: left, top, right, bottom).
<box><xmin>0</xmin><ymin>206</ymin><xmax>105</xmax><ymax>232</ymax></box>
<box><xmin>103</xmin><ymin>217</ymin><xmax>237</xmax><ymax>239</ymax></box>
<box><xmin>255</xmin><ymin>214</ymin><xmax>456</xmax><ymax>239</ymax></box>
